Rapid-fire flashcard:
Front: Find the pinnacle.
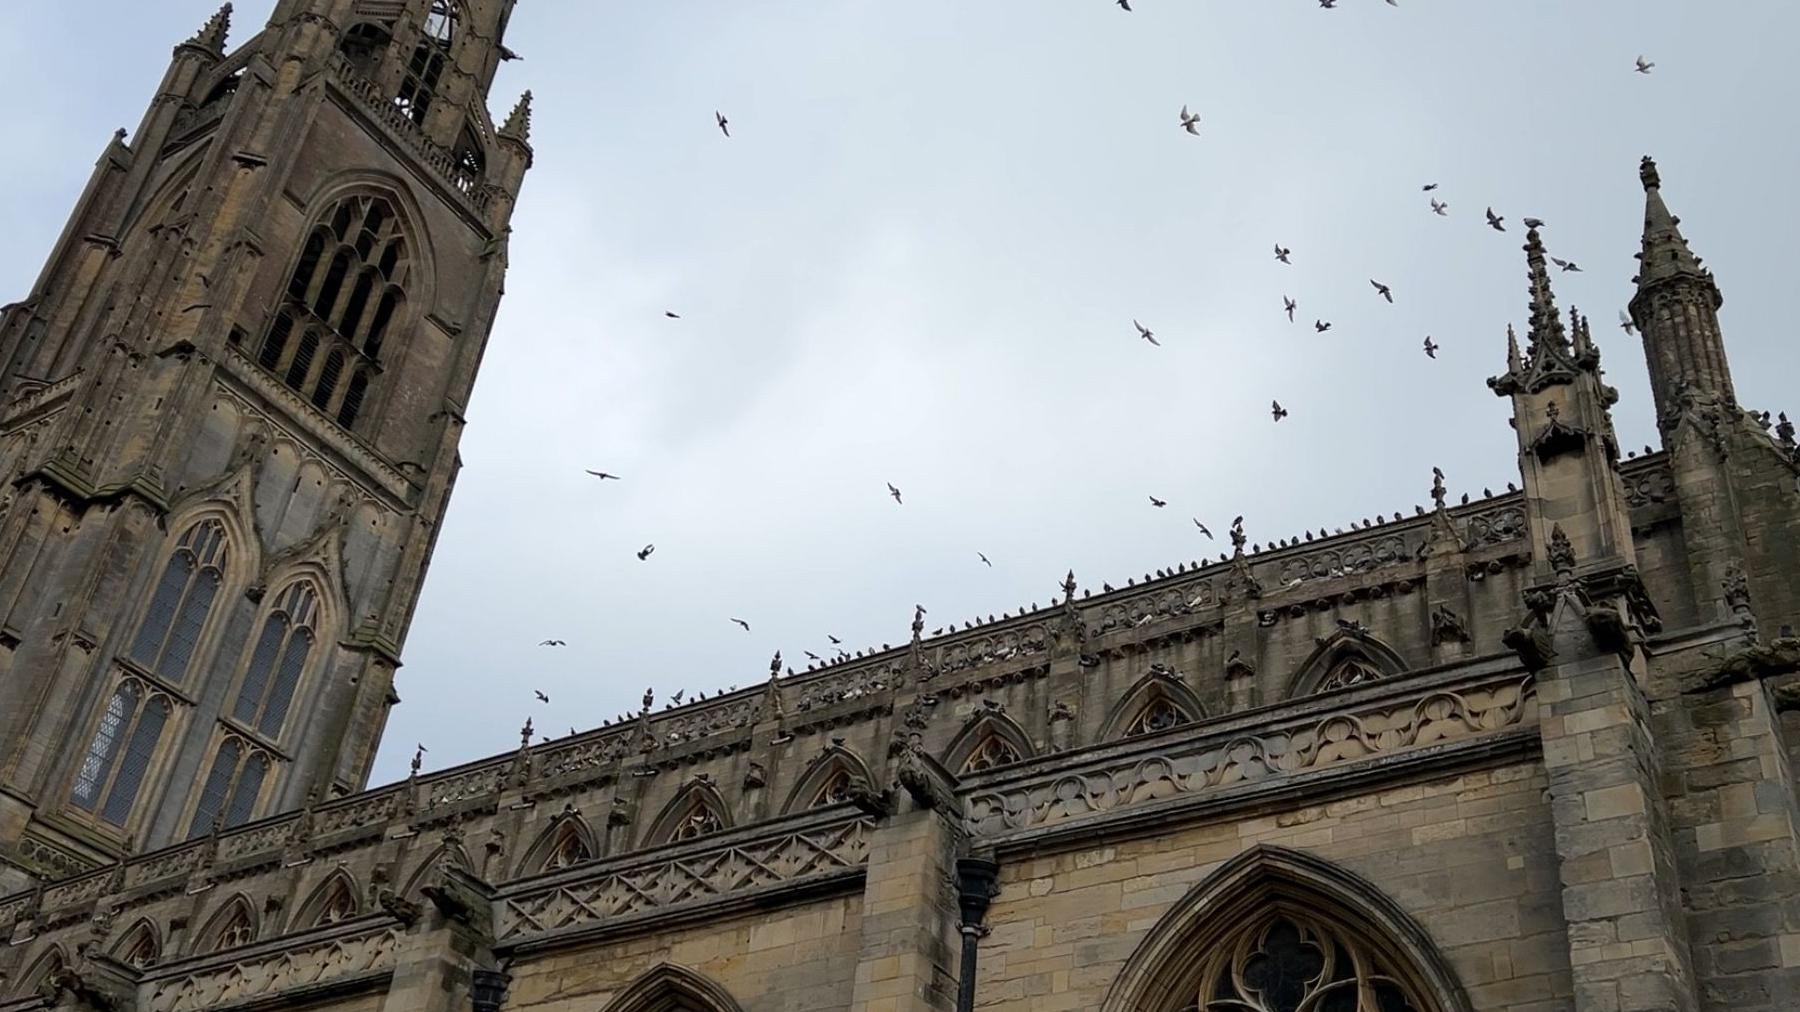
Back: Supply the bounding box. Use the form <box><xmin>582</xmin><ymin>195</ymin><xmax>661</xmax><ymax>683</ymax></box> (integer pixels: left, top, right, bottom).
<box><xmin>1634</xmin><ymin>154</ymin><xmax>1707</xmax><ymax>292</ymax></box>
<box><xmin>1522</xmin><ymin>227</ymin><xmax>1568</xmax><ymax>354</ymax></box>
<box><xmin>186</xmin><ymin>2</ymin><xmax>233</xmax><ymax>54</ymax></box>
<box><xmin>501</xmin><ymin>90</ymin><xmax>534</xmax><ymax>144</ymax></box>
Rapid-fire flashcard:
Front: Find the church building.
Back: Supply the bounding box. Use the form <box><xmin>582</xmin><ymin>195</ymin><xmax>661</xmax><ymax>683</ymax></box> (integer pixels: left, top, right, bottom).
<box><xmin>2</xmin><ymin>3</ymin><xmax>1799</xmax><ymax>1011</ymax></box>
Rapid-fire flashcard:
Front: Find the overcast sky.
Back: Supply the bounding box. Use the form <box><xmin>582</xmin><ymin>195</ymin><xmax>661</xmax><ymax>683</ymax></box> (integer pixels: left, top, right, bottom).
<box><xmin>2</xmin><ymin>2</ymin><xmax>1795</xmax><ymax>786</ymax></box>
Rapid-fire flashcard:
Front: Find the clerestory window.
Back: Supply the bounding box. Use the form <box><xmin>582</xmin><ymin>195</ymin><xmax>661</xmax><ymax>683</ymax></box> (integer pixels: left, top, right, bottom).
<box><xmin>187</xmin><ymin>735</ymin><xmax>273</xmax><ymax>839</ymax></box>
<box><xmin>70</xmin><ymin>678</ymin><xmax>174</xmax><ymax>827</ymax></box>
<box><xmin>231</xmin><ymin>582</ymin><xmax>320</xmax><ymax>740</ymax></box>
<box><xmin>127</xmin><ymin>519</ymin><xmax>228</xmax><ymax>683</ymax></box>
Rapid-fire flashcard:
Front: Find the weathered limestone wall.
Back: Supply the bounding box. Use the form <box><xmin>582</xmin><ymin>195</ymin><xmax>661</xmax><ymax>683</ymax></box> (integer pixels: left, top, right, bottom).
<box><xmin>978</xmin><ymin>761</ymin><xmax>1569</xmax><ymax>1012</ymax></box>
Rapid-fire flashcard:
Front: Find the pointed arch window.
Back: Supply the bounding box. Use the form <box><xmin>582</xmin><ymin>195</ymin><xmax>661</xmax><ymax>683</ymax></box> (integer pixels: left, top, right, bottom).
<box><xmin>128</xmin><ymin>519</ymin><xmax>228</xmax><ymax>683</ymax></box>
<box><xmin>451</xmin><ymin>127</ymin><xmax>487</xmax><ymax>194</ymax></box>
<box><xmin>232</xmin><ymin>582</ymin><xmax>320</xmax><ymax>739</ymax></box>
<box><xmin>1318</xmin><ymin>654</ymin><xmax>1384</xmax><ymax>693</ymax></box>
<box><xmin>186</xmin><ymin>736</ymin><xmax>274</xmax><ymax>839</ymax></box>
<box><xmin>197</xmin><ymin>898</ymin><xmax>257</xmax><ymax>954</ymax></box>
<box><xmin>256</xmin><ymin>194</ymin><xmax>409</xmax><ymax>431</ymax></box>
<box><xmin>70</xmin><ymin>677</ymin><xmax>174</xmax><ymax>828</ymax></box>
<box><xmin>959</xmin><ymin>733</ymin><xmax>1024</xmax><ymax>775</ymax></box>
<box><xmin>650</xmin><ymin>789</ymin><xmax>729</xmax><ymax>847</ymax></box>
<box><xmin>541</xmin><ymin>825</ymin><xmax>592</xmax><ymax>872</ymax></box>
<box><xmin>339</xmin><ymin>22</ymin><xmax>393</xmax><ymax>75</ymax></box>
<box><xmin>116</xmin><ymin>923</ymin><xmax>160</xmax><ymax>970</ymax></box>
<box><xmin>395</xmin><ymin>1</ymin><xmax>459</xmax><ymax>125</ymax></box>
<box><xmin>299</xmin><ymin>875</ymin><xmax>360</xmax><ymax>928</ymax></box>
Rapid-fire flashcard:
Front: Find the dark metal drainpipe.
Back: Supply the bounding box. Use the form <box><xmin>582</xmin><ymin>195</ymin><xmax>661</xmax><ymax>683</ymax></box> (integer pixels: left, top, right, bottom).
<box><xmin>955</xmin><ymin>856</ymin><xmax>1000</xmax><ymax>1012</ymax></box>
<box><xmin>472</xmin><ymin>968</ymin><xmax>511</xmax><ymax>1012</ymax></box>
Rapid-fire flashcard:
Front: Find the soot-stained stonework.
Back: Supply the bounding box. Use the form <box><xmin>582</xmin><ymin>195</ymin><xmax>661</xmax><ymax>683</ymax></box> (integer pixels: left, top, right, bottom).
<box><xmin>5</xmin><ymin>6</ymin><xmax>1800</xmax><ymax>1012</ymax></box>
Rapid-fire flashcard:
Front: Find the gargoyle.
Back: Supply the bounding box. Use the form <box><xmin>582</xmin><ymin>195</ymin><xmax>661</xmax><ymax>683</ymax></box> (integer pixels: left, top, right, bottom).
<box><xmin>376</xmin><ymin>888</ymin><xmax>422</xmax><ymax>927</ymax></box>
<box><xmin>1682</xmin><ymin>637</ymin><xmax>1800</xmax><ymax>694</ymax></box>
<box><xmin>844</xmin><ymin>775</ymin><xmax>893</xmax><ymax>819</ymax></box>
<box><xmin>895</xmin><ymin>743</ymin><xmax>960</xmax><ymax>814</ymax></box>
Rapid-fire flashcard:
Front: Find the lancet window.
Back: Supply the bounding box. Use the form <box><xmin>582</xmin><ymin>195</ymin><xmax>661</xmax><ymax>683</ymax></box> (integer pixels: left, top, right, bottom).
<box><xmin>1124</xmin><ymin>696</ymin><xmax>1191</xmax><ymax>738</ymax></box>
<box><xmin>70</xmin><ymin>678</ymin><xmax>174</xmax><ymax>827</ymax></box>
<box><xmin>128</xmin><ymin>519</ymin><xmax>228</xmax><ymax>683</ymax></box>
<box><xmin>186</xmin><ymin>736</ymin><xmax>273</xmax><ymax>839</ymax></box>
<box><xmin>1318</xmin><ymin>654</ymin><xmax>1384</xmax><ymax>693</ymax></box>
<box><xmin>959</xmin><ymin>733</ymin><xmax>1024</xmax><ymax>774</ymax></box>
<box><xmin>231</xmin><ymin>582</ymin><xmax>320</xmax><ymax>740</ymax></box>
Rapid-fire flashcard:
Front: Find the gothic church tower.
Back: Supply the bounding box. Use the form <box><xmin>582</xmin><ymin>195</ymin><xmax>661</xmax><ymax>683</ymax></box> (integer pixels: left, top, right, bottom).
<box><xmin>0</xmin><ymin>0</ymin><xmax>531</xmax><ymax>891</ymax></box>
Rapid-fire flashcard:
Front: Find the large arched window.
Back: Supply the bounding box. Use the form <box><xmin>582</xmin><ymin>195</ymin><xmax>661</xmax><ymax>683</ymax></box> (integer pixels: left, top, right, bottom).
<box><xmin>258</xmin><ymin>194</ymin><xmax>409</xmax><ymax>431</ymax></box>
<box><xmin>70</xmin><ymin>677</ymin><xmax>174</xmax><ymax>827</ymax></box>
<box><xmin>128</xmin><ymin>519</ymin><xmax>228</xmax><ymax>683</ymax></box>
<box><xmin>232</xmin><ymin>582</ymin><xmax>321</xmax><ymax>740</ymax></box>
<box><xmin>186</xmin><ymin>735</ymin><xmax>273</xmax><ymax>839</ymax></box>
<box><xmin>451</xmin><ymin>127</ymin><xmax>487</xmax><ymax>194</ymax></box>
<box><xmin>338</xmin><ymin>21</ymin><xmax>393</xmax><ymax>75</ymax></box>
<box><xmin>1103</xmin><ymin>847</ymin><xmax>1468</xmax><ymax>1012</ymax></box>
<box><xmin>394</xmin><ymin>1</ymin><xmax>459</xmax><ymax>125</ymax></box>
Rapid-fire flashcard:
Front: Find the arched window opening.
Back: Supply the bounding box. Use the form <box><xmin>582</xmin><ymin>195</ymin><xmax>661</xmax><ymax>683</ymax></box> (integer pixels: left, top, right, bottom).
<box><xmin>809</xmin><ymin>768</ymin><xmax>855</xmax><ymax>807</ymax></box>
<box><xmin>299</xmin><ymin>875</ymin><xmax>360</xmax><ymax>928</ymax></box>
<box><xmin>201</xmin><ymin>70</ymin><xmax>243</xmax><ymax>110</ymax></box>
<box><xmin>70</xmin><ymin>678</ymin><xmax>174</xmax><ymax>828</ymax></box>
<box><xmin>1124</xmin><ymin>697</ymin><xmax>1191</xmax><ymax>738</ymax></box>
<box><xmin>128</xmin><ymin>519</ymin><xmax>228</xmax><ymax>683</ymax></box>
<box><xmin>116</xmin><ymin>924</ymin><xmax>160</xmax><ymax>969</ymax></box>
<box><xmin>543</xmin><ymin>826</ymin><xmax>591</xmax><ymax>871</ymax></box>
<box><xmin>600</xmin><ymin>964</ymin><xmax>746</xmax><ymax>1012</ymax></box>
<box><xmin>256</xmin><ymin>194</ymin><xmax>409</xmax><ymax>431</ymax></box>
<box><xmin>451</xmin><ymin>129</ymin><xmax>486</xmax><ymax>194</ymax></box>
<box><xmin>1318</xmin><ymin>654</ymin><xmax>1385</xmax><ymax>693</ymax></box>
<box><xmin>670</xmin><ymin>802</ymin><xmax>724</xmax><ymax>843</ymax></box>
<box><xmin>187</xmin><ymin>736</ymin><xmax>275</xmax><ymax>839</ymax></box>
<box><xmin>232</xmin><ymin>582</ymin><xmax>321</xmax><ymax>740</ymax></box>
<box><xmin>649</xmin><ymin>786</ymin><xmax>730</xmax><ymax>846</ymax></box>
<box><xmin>339</xmin><ymin>22</ymin><xmax>392</xmax><ymax>73</ymax></box>
<box><xmin>394</xmin><ymin>2</ymin><xmax>459</xmax><ymax>126</ymax></box>
<box><xmin>197</xmin><ymin>898</ymin><xmax>257</xmax><ymax>954</ymax></box>
<box><xmin>959</xmin><ymin>732</ymin><xmax>1024</xmax><ymax>774</ymax></box>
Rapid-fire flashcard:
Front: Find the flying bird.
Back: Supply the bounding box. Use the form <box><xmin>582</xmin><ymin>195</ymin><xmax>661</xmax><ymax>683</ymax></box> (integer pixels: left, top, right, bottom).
<box><xmin>1551</xmin><ymin>257</ymin><xmax>1582</xmax><ymax>272</ymax></box>
<box><xmin>1194</xmin><ymin>519</ymin><xmax>1213</xmax><ymax>539</ymax></box>
<box><xmin>1619</xmin><ymin>310</ymin><xmax>1637</xmax><ymax>335</ymax></box>
<box><xmin>1134</xmin><ymin>319</ymin><xmax>1160</xmax><ymax>346</ymax></box>
<box><xmin>636</xmin><ymin>544</ymin><xmax>655</xmax><ymax>561</ymax></box>
<box><xmin>1429</xmin><ymin>198</ymin><xmax>1448</xmax><ymax>216</ymax></box>
<box><xmin>1522</xmin><ymin>217</ymin><xmax>1545</xmax><ymax>230</ymax></box>
<box><xmin>1370</xmin><ymin>279</ymin><xmax>1393</xmax><ymax>303</ymax></box>
<box><xmin>534</xmin><ymin>690</ymin><xmax>550</xmax><ymax>703</ymax></box>
<box><xmin>887</xmin><ymin>482</ymin><xmax>904</xmax><ymax>504</ymax></box>
<box><xmin>1283</xmin><ymin>295</ymin><xmax>1296</xmax><ymax>322</ymax></box>
<box><xmin>978</xmin><ymin>552</ymin><xmax>992</xmax><ymax>567</ymax></box>
<box><xmin>730</xmin><ymin>618</ymin><xmax>751</xmax><ymax>632</ymax></box>
<box><xmin>1422</xmin><ymin>182</ymin><xmax>1439</xmax><ymax>192</ymax></box>
<box><xmin>1485</xmin><ymin>207</ymin><xmax>1506</xmax><ymax>232</ymax></box>
<box><xmin>1149</xmin><ymin>495</ymin><xmax>1168</xmax><ymax>509</ymax></box>
<box><xmin>1314</xmin><ymin>319</ymin><xmax>1332</xmax><ymax>333</ymax></box>
<box><xmin>1116</xmin><ymin>0</ymin><xmax>1130</xmax><ymax>9</ymax></box>
<box><xmin>1319</xmin><ymin>0</ymin><xmax>1337</xmax><ymax>7</ymax></box>
<box><xmin>1423</xmin><ymin>336</ymin><xmax>1439</xmax><ymax>359</ymax></box>
<box><xmin>664</xmin><ymin>311</ymin><xmax>681</xmax><ymax>319</ymax></box>
<box><xmin>1635</xmin><ymin>55</ymin><xmax>1654</xmax><ymax>74</ymax></box>
<box><xmin>1272</xmin><ymin>400</ymin><xmax>1289</xmax><ymax>422</ymax></box>
<box><xmin>828</xmin><ymin>634</ymin><xmax>843</xmax><ymax>645</ymax></box>
<box><xmin>538</xmin><ymin>639</ymin><xmax>566</xmax><ymax>647</ymax></box>
<box><xmin>1178</xmin><ymin>105</ymin><xmax>1201</xmax><ymax>135</ymax></box>
<box><xmin>804</xmin><ymin>650</ymin><xmax>822</xmax><ymax>661</ymax></box>
<box><xmin>715</xmin><ymin>110</ymin><xmax>730</xmax><ymax>136</ymax></box>
<box><xmin>585</xmin><ymin>470</ymin><xmax>620</xmax><ymax>480</ymax></box>
<box><xmin>1274</xmin><ymin>244</ymin><xmax>1292</xmax><ymax>264</ymax></box>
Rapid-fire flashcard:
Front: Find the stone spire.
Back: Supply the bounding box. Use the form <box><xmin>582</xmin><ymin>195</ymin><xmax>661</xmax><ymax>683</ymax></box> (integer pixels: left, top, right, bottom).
<box><xmin>1489</xmin><ymin>229</ymin><xmax>1588</xmax><ymax>396</ymax></box>
<box><xmin>1634</xmin><ymin>156</ymin><xmax>1710</xmax><ymax>292</ymax></box>
<box><xmin>185</xmin><ymin>2</ymin><xmax>233</xmax><ymax>55</ymax></box>
<box><xmin>1627</xmin><ymin>157</ymin><xmax>1733</xmax><ymax>436</ymax></box>
<box><xmin>500</xmin><ymin>91</ymin><xmax>534</xmax><ymax>144</ymax></box>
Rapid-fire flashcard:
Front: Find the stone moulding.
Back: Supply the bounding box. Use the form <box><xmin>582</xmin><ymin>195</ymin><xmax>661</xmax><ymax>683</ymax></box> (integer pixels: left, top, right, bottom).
<box><xmin>143</xmin><ymin>923</ymin><xmax>399</xmax><ymax>1012</ymax></box>
<box><xmin>493</xmin><ymin>813</ymin><xmax>874</xmax><ymax>951</ymax></box>
<box><xmin>964</xmin><ymin>669</ymin><xmax>1537</xmax><ymax>842</ymax></box>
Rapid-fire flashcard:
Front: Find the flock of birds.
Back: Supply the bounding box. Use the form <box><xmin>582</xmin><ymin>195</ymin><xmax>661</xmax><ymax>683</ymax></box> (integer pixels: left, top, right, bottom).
<box><xmin>413</xmin><ymin>5</ymin><xmax>1670</xmax><ymax>755</ymax></box>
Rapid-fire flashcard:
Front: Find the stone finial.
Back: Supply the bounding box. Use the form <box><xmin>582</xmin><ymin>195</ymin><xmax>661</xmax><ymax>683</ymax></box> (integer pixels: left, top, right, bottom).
<box><xmin>1062</xmin><ymin>570</ymin><xmax>1077</xmax><ymax>603</ymax></box>
<box><xmin>1639</xmin><ymin>154</ymin><xmax>1661</xmax><ymax>191</ymax></box>
<box><xmin>1546</xmin><ymin>524</ymin><xmax>1576</xmax><ymax>574</ymax></box>
<box><xmin>518</xmin><ymin>718</ymin><xmax>533</xmax><ymax>750</ymax></box>
<box><xmin>1229</xmin><ymin>515</ymin><xmax>1247</xmax><ymax>554</ymax></box>
<box><xmin>186</xmin><ymin>3</ymin><xmax>232</xmax><ymax>54</ymax></box>
<box><xmin>1429</xmin><ymin>467</ymin><xmax>1447</xmax><ymax>511</ymax></box>
<box><xmin>409</xmin><ymin>744</ymin><xmax>425</xmax><ymax>778</ymax></box>
<box><xmin>500</xmin><ymin>90</ymin><xmax>534</xmax><ymax>144</ymax></box>
<box><xmin>1633</xmin><ymin>155</ymin><xmax>1709</xmax><ymax>292</ymax></box>
<box><xmin>640</xmin><ymin>688</ymin><xmax>654</xmax><ymax>715</ymax></box>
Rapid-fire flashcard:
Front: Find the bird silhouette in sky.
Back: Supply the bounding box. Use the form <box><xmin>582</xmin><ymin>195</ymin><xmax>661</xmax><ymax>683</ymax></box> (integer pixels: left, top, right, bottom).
<box><xmin>1274</xmin><ymin>243</ymin><xmax>1292</xmax><ymax>264</ymax></box>
<box><xmin>538</xmin><ymin>639</ymin><xmax>565</xmax><ymax>647</ymax></box>
<box><xmin>1272</xmin><ymin>401</ymin><xmax>1289</xmax><ymax>422</ymax></box>
<box><xmin>1551</xmin><ymin>257</ymin><xmax>1581</xmax><ymax>272</ymax></box>
<box><xmin>731</xmin><ymin>618</ymin><xmax>751</xmax><ymax>632</ymax></box>
<box><xmin>637</xmin><ymin>544</ymin><xmax>655</xmax><ymax>561</ymax></box>
<box><xmin>978</xmin><ymin>552</ymin><xmax>992</xmax><ymax>567</ymax></box>
<box><xmin>1486</xmin><ymin>207</ymin><xmax>1506</xmax><ymax>231</ymax></box>
<box><xmin>585</xmin><ymin>470</ymin><xmax>619</xmax><ymax>480</ymax></box>
<box><xmin>1423</xmin><ymin>336</ymin><xmax>1439</xmax><ymax>359</ymax></box>
<box><xmin>1635</xmin><ymin>55</ymin><xmax>1655</xmax><ymax>74</ymax></box>
<box><xmin>1283</xmin><ymin>296</ymin><xmax>1296</xmax><ymax>322</ymax></box>
<box><xmin>1430</xmin><ymin>198</ymin><xmax>1448</xmax><ymax>216</ymax></box>
<box><xmin>1135</xmin><ymin>320</ymin><xmax>1160</xmax><ymax>346</ymax></box>
<box><xmin>1149</xmin><ymin>495</ymin><xmax>1168</xmax><ymax>508</ymax></box>
<box><xmin>887</xmin><ymin>482</ymin><xmax>903</xmax><ymax>504</ymax></box>
<box><xmin>534</xmin><ymin>690</ymin><xmax>550</xmax><ymax>703</ymax></box>
<box><xmin>1194</xmin><ymin>519</ymin><xmax>1213</xmax><ymax>539</ymax></box>
<box><xmin>715</xmin><ymin>110</ymin><xmax>730</xmax><ymax>136</ymax></box>
<box><xmin>1179</xmin><ymin>105</ymin><xmax>1201</xmax><ymax>135</ymax></box>
<box><xmin>1314</xmin><ymin>319</ymin><xmax>1332</xmax><ymax>333</ymax></box>
<box><xmin>1371</xmin><ymin>279</ymin><xmax>1393</xmax><ymax>303</ymax></box>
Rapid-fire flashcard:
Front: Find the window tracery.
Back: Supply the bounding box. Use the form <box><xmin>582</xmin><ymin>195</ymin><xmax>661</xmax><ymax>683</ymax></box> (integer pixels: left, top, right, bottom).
<box><xmin>202</xmin><ymin>902</ymin><xmax>257</xmax><ymax>953</ymax></box>
<box><xmin>339</xmin><ymin>22</ymin><xmax>392</xmax><ymax>73</ymax></box>
<box><xmin>311</xmin><ymin>881</ymin><xmax>358</xmax><ymax>927</ymax></box>
<box><xmin>1176</xmin><ymin>913</ymin><xmax>1425</xmax><ymax>1012</ymax></box>
<box><xmin>1124</xmin><ymin>696</ymin><xmax>1191</xmax><ymax>738</ymax></box>
<box><xmin>958</xmin><ymin>733</ymin><xmax>1024</xmax><ymax>774</ymax></box>
<box><xmin>232</xmin><ymin>582</ymin><xmax>321</xmax><ymax>739</ymax></box>
<box><xmin>128</xmin><ymin>519</ymin><xmax>228</xmax><ymax>683</ymax></box>
<box><xmin>186</xmin><ymin>736</ymin><xmax>273</xmax><ymax>840</ymax></box>
<box><xmin>668</xmin><ymin>800</ymin><xmax>725</xmax><ymax>843</ymax></box>
<box><xmin>259</xmin><ymin>194</ymin><xmax>408</xmax><ymax>431</ymax></box>
<box><xmin>1318</xmin><ymin>654</ymin><xmax>1384</xmax><ymax>693</ymax></box>
<box><xmin>808</xmin><ymin>768</ymin><xmax>855</xmax><ymax>807</ymax></box>
<box><xmin>542</xmin><ymin>827</ymin><xmax>592</xmax><ymax>872</ymax></box>
<box><xmin>117</xmin><ymin>926</ymin><xmax>159</xmax><ymax>969</ymax></box>
<box><xmin>70</xmin><ymin>677</ymin><xmax>174</xmax><ymax>827</ymax></box>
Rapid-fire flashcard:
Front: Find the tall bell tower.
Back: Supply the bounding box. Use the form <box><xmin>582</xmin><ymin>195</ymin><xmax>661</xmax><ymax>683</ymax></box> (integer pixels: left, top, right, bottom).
<box><xmin>0</xmin><ymin>0</ymin><xmax>532</xmax><ymax>891</ymax></box>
